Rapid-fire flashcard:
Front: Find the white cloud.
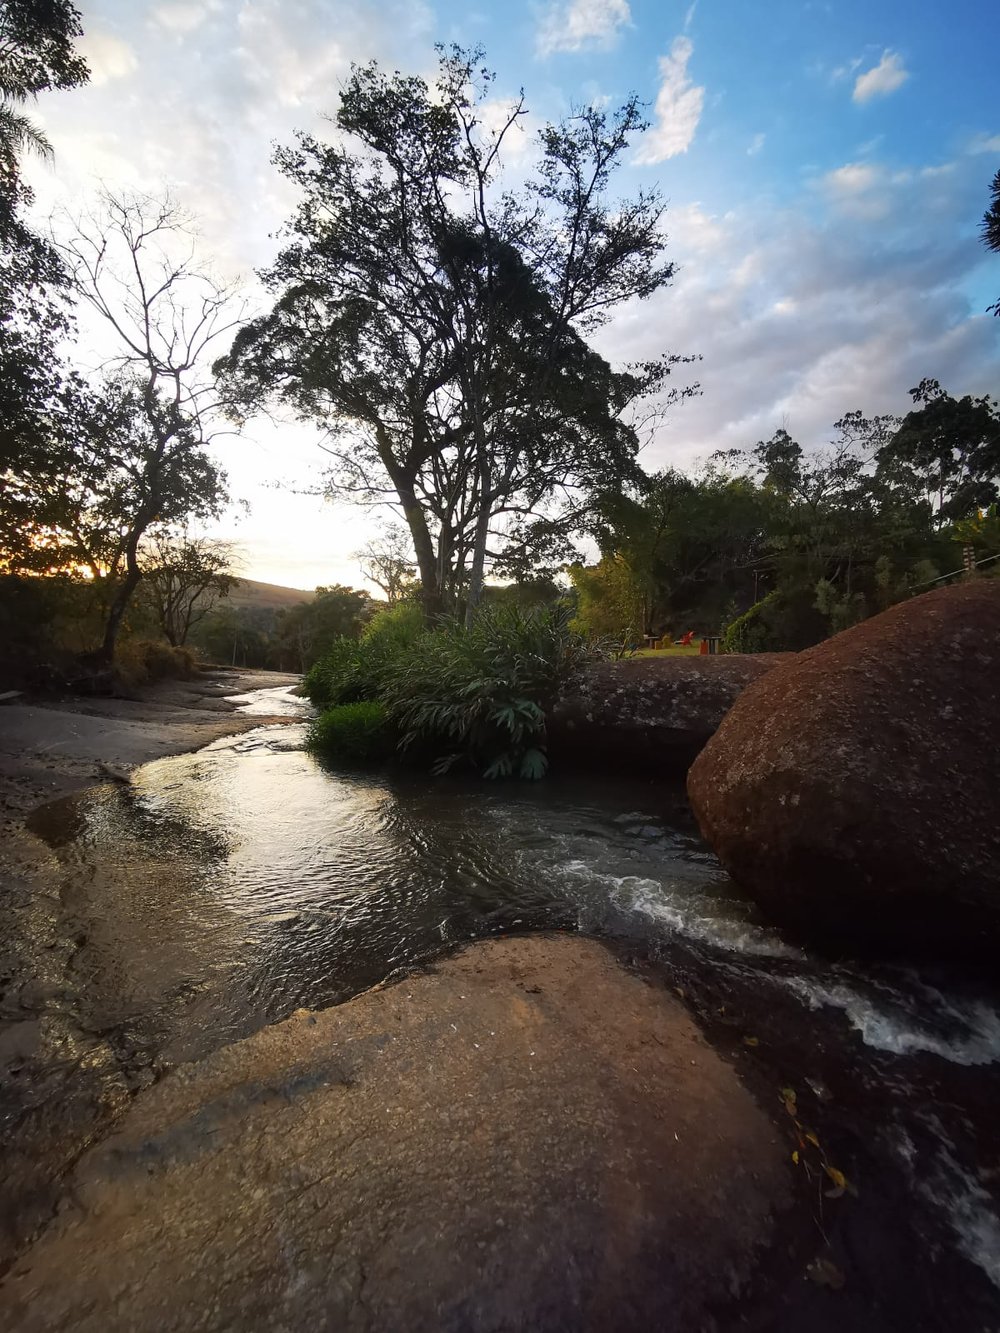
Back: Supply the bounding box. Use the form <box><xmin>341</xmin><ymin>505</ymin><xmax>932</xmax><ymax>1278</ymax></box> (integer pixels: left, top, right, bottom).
<box><xmin>821</xmin><ymin>161</ymin><xmax>891</xmax><ymax>219</ymax></box>
<box><xmin>748</xmin><ymin>132</ymin><xmax>765</xmax><ymax>156</ymax></box>
<box><xmin>594</xmin><ymin>153</ymin><xmax>998</xmax><ymax>477</ymax></box>
<box><xmin>634</xmin><ymin>36</ymin><xmax>704</xmax><ymax>164</ymax></box>
<box><xmin>76</xmin><ymin>30</ymin><xmax>138</xmax><ymax>86</ymax></box>
<box><xmin>968</xmin><ymin>133</ymin><xmax>1000</xmax><ymax>155</ymax></box>
<box><xmin>153</xmin><ymin>4</ymin><xmax>212</xmax><ymax>35</ymax></box>
<box><xmin>683</xmin><ymin>2</ymin><xmax>697</xmax><ymax>31</ymax></box>
<box><xmin>853</xmin><ymin>50</ymin><xmax>909</xmax><ymax>104</ymax></box>
<box><xmin>536</xmin><ymin>0</ymin><xmax>630</xmax><ymax>57</ymax></box>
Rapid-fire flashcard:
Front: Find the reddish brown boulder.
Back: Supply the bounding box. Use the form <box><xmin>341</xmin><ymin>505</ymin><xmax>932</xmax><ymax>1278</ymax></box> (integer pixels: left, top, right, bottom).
<box><xmin>549</xmin><ymin>654</ymin><xmax>787</xmax><ymax>776</ymax></box>
<box><xmin>0</xmin><ymin>936</ymin><xmax>791</xmax><ymax>1332</ymax></box>
<box><xmin>687</xmin><ymin>580</ymin><xmax>1000</xmax><ymax>958</ymax></box>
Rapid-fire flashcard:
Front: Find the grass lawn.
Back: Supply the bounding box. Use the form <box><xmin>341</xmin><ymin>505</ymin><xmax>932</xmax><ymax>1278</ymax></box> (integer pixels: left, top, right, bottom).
<box><xmin>632</xmin><ymin>644</ymin><xmax>706</xmax><ymax>658</ymax></box>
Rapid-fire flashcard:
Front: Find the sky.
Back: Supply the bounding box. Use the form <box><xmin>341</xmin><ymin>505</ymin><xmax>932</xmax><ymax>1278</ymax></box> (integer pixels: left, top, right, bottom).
<box><xmin>25</xmin><ymin>0</ymin><xmax>1000</xmax><ymax>591</ymax></box>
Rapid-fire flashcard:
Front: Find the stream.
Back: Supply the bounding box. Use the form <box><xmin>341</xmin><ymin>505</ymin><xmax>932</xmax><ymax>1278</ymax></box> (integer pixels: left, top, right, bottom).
<box><xmin>14</xmin><ymin>685</ymin><xmax>1000</xmax><ymax>1327</ymax></box>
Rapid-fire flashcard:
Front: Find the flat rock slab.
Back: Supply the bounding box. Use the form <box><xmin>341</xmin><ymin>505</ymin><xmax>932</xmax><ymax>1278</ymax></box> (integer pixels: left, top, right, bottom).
<box><xmin>2</xmin><ymin>935</ymin><xmax>790</xmax><ymax>1332</ymax></box>
<box><xmin>550</xmin><ymin>654</ymin><xmax>789</xmax><ymax>776</ymax></box>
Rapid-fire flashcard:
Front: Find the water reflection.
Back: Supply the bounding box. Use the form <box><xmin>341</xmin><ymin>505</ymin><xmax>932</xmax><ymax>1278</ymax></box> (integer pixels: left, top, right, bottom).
<box><xmin>24</xmin><ymin>689</ymin><xmax>1000</xmax><ymax>1305</ymax></box>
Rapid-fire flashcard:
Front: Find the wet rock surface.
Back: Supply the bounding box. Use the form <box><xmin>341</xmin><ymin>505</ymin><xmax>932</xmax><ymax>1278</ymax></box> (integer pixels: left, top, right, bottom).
<box><xmin>0</xmin><ymin>669</ymin><xmax>302</xmax><ymax>1265</ymax></box>
<box><xmin>549</xmin><ymin>654</ymin><xmax>787</xmax><ymax>775</ymax></box>
<box><xmin>687</xmin><ymin>581</ymin><xmax>1000</xmax><ymax>958</ymax></box>
<box><xmin>0</xmin><ymin>935</ymin><xmax>791</xmax><ymax>1333</ymax></box>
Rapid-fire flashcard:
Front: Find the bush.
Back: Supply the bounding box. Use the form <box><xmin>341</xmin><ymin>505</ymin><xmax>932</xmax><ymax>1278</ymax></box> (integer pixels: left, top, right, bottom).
<box><xmin>723</xmin><ymin>588</ymin><xmax>828</xmax><ymax>653</ymax></box>
<box><xmin>303</xmin><ymin>602</ymin><xmax>424</xmax><ymax>707</ymax></box>
<box><xmin>115</xmin><ymin>639</ymin><xmax>198</xmax><ymax>689</ymax></box>
<box><xmin>382</xmin><ymin>604</ymin><xmax>600</xmax><ymax>779</ymax></box>
<box><xmin>307</xmin><ymin>700</ymin><xmax>394</xmax><ymax>763</ymax></box>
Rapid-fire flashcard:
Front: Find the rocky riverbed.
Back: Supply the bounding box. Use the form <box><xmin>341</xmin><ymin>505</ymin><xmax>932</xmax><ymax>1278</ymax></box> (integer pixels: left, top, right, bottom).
<box><xmin>2</xmin><ymin>667</ymin><xmax>999</xmax><ymax>1330</ymax></box>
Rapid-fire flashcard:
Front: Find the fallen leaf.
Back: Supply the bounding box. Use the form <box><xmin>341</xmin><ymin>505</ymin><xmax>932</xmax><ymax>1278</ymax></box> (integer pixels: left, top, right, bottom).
<box><xmin>824</xmin><ymin>1165</ymin><xmax>848</xmax><ymax>1190</ymax></box>
<box><xmin>806</xmin><ymin>1131</ymin><xmax>820</xmax><ymax>1148</ymax></box>
<box><xmin>743</xmin><ymin>1035</ymin><xmax>759</xmax><ymax>1047</ymax></box>
<box><xmin>792</xmin><ymin>1150</ymin><xmax>800</xmax><ymax>1165</ymax></box>
<box><xmin>807</xmin><ymin>1256</ymin><xmax>846</xmax><ymax>1290</ymax></box>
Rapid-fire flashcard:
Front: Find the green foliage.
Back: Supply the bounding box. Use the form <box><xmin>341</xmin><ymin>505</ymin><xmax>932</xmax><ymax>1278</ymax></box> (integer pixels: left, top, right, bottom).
<box><xmin>722</xmin><ymin>589</ymin><xmax>828</xmax><ymax>654</ymax></box>
<box><xmin>1</xmin><ymin>0</ymin><xmax>88</xmax><ymax>476</ymax></box>
<box><xmin>568</xmin><ymin>556</ymin><xmax>643</xmax><ymax>639</ymax></box>
<box><xmin>382</xmin><ymin>604</ymin><xmax>598</xmax><ymax>779</ymax></box>
<box><xmin>215</xmin><ymin>46</ymin><xmax>692</xmax><ymax>619</ymax></box>
<box><xmin>722</xmin><ymin>595</ymin><xmax>776</xmax><ymax>654</ymax></box>
<box><xmin>302</xmin><ymin>602</ymin><xmax>425</xmax><ymax>708</ymax></box>
<box><xmin>274</xmin><ymin>583</ymin><xmax>371</xmax><ymax>670</ymax></box>
<box><xmin>983</xmin><ymin>167</ymin><xmax>1000</xmax><ymax>317</ymax></box>
<box><xmin>307</xmin><ymin>701</ymin><xmax>393</xmax><ymax>764</ymax></box>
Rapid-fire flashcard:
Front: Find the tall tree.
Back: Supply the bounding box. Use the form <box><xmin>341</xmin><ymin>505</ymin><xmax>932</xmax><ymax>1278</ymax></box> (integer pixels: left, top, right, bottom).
<box><xmin>275</xmin><ymin>584</ymin><xmax>371</xmax><ymax>670</ymax></box>
<box><xmin>54</xmin><ymin>192</ymin><xmax>242</xmax><ymax>660</ymax></box>
<box><xmin>877</xmin><ymin>379</ymin><xmax>1000</xmax><ymax>524</ymax></box>
<box><xmin>356</xmin><ymin>526</ymin><xmax>417</xmax><ymax>605</ymax></box>
<box><xmin>217</xmin><ymin>47</ymin><xmax>694</xmax><ymax>621</ymax></box>
<box><xmin>0</xmin><ymin>0</ymin><xmax>88</xmax><ymax>473</ymax></box>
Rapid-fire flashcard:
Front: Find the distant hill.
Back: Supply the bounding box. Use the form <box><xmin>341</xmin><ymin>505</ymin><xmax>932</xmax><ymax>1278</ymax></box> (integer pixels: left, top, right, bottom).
<box><xmin>226</xmin><ymin>578</ymin><xmax>313</xmax><ymax>611</ymax></box>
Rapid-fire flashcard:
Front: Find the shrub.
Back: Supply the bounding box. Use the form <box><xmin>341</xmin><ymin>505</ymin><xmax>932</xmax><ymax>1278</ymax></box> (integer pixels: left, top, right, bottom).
<box><xmin>723</xmin><ymin>595</ymin><xmax>777</xmax><ymax>654</ymax></box>
<box><xmin>723</xmin><ymin>588</ymin><xmax>828</xmax><ymax>653</ymax></box>
<box><xmin>115</xmin><ymin>639</ymin><xmax>198</xmax><ymax>689</ymax></box>
<box><xmin>307</xmin><ymin>700</ymin><xmax>394</xmax><ymax>763</ymax></box>
<box><xmin>303</xmin><ymin>602</ymin><xmax>424</xmax><ymax>707</ymax></box>
<box><xmin>382</xmin><ymin>604</ymin><xmax>600</xmax><ymax>779</ymax></box>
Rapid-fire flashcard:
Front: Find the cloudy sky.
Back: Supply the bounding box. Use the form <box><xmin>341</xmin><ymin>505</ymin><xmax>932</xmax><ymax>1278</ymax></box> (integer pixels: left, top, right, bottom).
<box><xmin>26</xmin><ymin>0</ymin><xmax>1000</xmax><ymax>590</ymax></box>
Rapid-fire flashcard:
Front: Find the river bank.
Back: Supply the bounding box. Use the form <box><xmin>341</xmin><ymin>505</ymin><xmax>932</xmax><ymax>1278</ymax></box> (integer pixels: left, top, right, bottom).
<box><xmin>0</xmin><ymin>666</ymin><xmax>302</xmax><ymax>825</ymax></box>
<box><xmin>0</xmin><ymin>668</ymin><xmax>301</xmax><ymax>1263</ymax></box>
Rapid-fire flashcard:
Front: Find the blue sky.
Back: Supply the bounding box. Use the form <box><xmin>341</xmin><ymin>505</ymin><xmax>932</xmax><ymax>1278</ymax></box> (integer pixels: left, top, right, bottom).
<box><xmin>26</xmin><ymin>0</ymin><xmax>1000</xmax><ymax>589</ymax></box>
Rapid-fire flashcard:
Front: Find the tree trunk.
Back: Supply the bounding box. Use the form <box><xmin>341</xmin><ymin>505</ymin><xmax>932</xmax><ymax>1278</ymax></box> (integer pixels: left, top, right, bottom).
<box><xmin>99</xmin><ymin>559</ymin><xmax>142</xmax><ymax>664</ymax></box>
<box><xmin>98</xmin><ymin>512</ymin><xmax>152</xmax><ymax>665</ymax></box>
<box><xmin>397</xmin><ymin>483</ymin><xmax>442</xmax><ymax>623</ymax></box>
<box><xmin>464</xmin><ymin>481</ymin><xmax>491</xmax><ymax>628</ymax></box>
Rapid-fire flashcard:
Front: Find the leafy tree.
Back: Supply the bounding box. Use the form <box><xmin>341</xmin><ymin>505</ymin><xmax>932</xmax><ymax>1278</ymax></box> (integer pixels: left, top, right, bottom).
<box><xmin>580</xmin><ymin>468</ymin><xmax>776</xmax><ymax>636</ymax></box>
<box><xmin>140</xmin><ymin>529</ymin><xmax>239</xmax><ymax>646</ymax></box>
<box><xmin>982</xmin><ymin>167</ymin><xmax>1000</xmax><ymax>316</ymax></box>
<box><xmin>878</xmin><ymin>379</ymin><xmax>1000</xmax><ymax>523</ymax></box>
<box><xmin>275</xmin><ymin>583</ymin><xmax>371</xmax><ymax>670</ymax></box>
<box><xmin>217</xmin><ymin>46</ymin><xmax>693</xmax><ymax>622</ymax></box>
<box><xmin>0</xmin><ymin>0</ymin><xmax>88</xmax><ymax>474</ymax></box>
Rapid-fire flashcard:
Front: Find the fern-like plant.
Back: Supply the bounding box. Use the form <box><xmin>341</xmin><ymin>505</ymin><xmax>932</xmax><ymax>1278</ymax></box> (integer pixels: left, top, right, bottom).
<box><xmin>382</xmin><ymin>604</ymin><xmax>599</xmax><ymax>779</ymax></box>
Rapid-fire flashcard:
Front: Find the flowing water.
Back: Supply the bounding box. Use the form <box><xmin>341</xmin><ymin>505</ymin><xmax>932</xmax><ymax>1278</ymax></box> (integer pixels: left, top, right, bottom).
<box><xmin>17</xmin><ymin>685</ymin><xmax>1000</xmax><ymax>1325</ymax></box>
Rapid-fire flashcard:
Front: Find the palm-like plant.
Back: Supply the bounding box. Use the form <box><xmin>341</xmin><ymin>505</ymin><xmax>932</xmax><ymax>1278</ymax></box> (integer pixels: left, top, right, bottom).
<box><xmin>983</xmin><ymin>168</ymin><xmax>1000</xmax><ymax>316</ymax></box>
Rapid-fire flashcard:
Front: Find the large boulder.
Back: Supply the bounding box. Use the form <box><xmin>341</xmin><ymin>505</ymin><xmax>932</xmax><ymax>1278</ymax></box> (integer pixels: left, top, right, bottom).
<box><xmin>687</xmin><ymin>581</ymin><xmax>1000</xmax><ymax>958</ymax></box>
<box><xmin>0</xmin><ymin>935</ymin><xmax>790</xmax><ymax>1333</ymax></box>
<box><xmin>549</xmin><ymin>654</ymin><xmax>787</xmax><ymax>776</ymax></box>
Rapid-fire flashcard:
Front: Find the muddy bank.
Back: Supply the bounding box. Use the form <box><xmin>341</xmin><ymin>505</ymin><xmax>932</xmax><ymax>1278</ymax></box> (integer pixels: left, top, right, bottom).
<box><xmin>0</xmin><ymin>668</ymin><xmax>301</xmax><ymax>1263</ymax></box>
<box><xmin>1</xmin><ymin>935</ymin><xmax>793</xmax><ymax>1333</ymax></box>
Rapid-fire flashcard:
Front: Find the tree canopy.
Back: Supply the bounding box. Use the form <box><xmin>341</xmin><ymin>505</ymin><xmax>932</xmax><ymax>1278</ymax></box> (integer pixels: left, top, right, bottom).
<box><xmin>217</xmin><ymin>46</ymin><xmax>695</xmax><ymax>621</ymax></box>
